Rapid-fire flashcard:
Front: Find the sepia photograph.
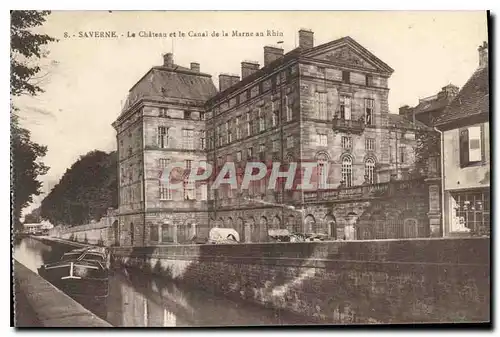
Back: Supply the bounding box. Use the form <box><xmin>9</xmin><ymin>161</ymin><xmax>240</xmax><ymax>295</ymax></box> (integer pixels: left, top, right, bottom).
<box><xmin>10</xmin><ymin>10</ymin><xmax>490</xmax><ymax>327</ymax></box>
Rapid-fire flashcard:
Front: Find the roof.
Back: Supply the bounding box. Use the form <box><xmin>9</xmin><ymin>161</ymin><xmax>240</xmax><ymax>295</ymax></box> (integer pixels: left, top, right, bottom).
<box><xmin>386</xmin><ymin>114</ymin><xmax>434</xmax><ymax>131</ymax></box>
<box><xmin>121</xmin><ymin>66</ymin><xmax>217</xmax><ymax>113</ymax></box>
<box><xmin>411</xmin><ymin>96</ymin><xmax>451</xmax><ymax>115</ymax></box>
<box><xmin>435</xmin><ymin>66</ymin><xmax>489</xmax><ymax>127</ymax></box>
<box><xmin>207</xmin><ymin>36</ymin><xmax>394</xmax><ymax>105</ymax></box>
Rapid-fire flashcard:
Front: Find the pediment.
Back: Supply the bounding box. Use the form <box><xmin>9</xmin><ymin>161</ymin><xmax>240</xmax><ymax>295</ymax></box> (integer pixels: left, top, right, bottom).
<box><xmin>320</xmin><ymin>46</ymin><xmax>377</xmax><ymax>70</ymax></box>
<box><xmin>304</xmin><ymin>38</ymin><xmax>393</xmax><ymax>74</ymax></box>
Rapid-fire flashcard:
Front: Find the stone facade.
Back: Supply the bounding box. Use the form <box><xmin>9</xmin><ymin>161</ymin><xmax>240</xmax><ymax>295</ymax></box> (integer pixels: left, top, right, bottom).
<box><xmin>113</xmin><ymin>30</ymin><xmax>434</xmax><ymax>247</ymax></box>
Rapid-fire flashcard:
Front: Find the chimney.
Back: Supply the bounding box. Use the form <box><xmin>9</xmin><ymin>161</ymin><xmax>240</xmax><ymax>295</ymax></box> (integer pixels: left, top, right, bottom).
<box><xmin>437</xmin><ymin>84</ymin><xmax>459</xmax><ymax>100</ymax></box>
<box><xmin>219</xmin><ymin>74</ymin><xmax>234</xmax><ymax>92</ymax></box>
<box><xmin>264</xmin><ymin>46</ymin><xmax>284</xmax><ymax>66</ymax></box>
<box><xmin>190</xmin><ymin>62</ymin><xmax>200</xmax><ymax>72</ymax></box>
<box><xmin>298</xmin><ymin>29</ymin><xmax>314</xmax><ymax>49</ymax></box>
<box><xmin>399</xmin><ymin>105</ymin><xmax>411</xmax><ymax>117</ymax></box>
<box><xmin>241</xmin><ymin>61</ymin><xmax>260</xmax><ymax>79</ymax></box>
<box><xmin>478</xmin><ymin>41</ymin><xmax>488</xmax><ymax>69</ymax></box>
<box><xmin>229</xmin><ymin>75</ymin><xmax>240</xmax><ymax>86</ymax></box>
<box><xmin>163</xmin><ymin>53</ymin><xmax>174</xmax><ymax>67</ymax></box>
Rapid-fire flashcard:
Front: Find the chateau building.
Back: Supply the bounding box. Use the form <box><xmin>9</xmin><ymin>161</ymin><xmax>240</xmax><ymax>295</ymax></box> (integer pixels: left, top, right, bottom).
<box><xmin>113</xmin><ymin>29</ymin><xmax>431</xmax><ymax>246</ymax></box>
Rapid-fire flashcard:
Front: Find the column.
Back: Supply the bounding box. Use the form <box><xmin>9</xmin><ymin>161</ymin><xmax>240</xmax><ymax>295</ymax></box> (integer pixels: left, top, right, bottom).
<box><xmin>244</xmin><ymin>223</ymin><xmax>252</xmax><ymax>243</ymax></box>
<box><xmin>158</xmin><ymin>224</ymin><xmax>162</xmax><ymax>243</ymax></box>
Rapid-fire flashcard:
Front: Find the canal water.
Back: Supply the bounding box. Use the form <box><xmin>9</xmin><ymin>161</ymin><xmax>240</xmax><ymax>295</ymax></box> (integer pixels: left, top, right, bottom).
<box><xmin>13</xmin><ymin>237</ymin><xmax>308</xmax><ymax>327</ymax></box>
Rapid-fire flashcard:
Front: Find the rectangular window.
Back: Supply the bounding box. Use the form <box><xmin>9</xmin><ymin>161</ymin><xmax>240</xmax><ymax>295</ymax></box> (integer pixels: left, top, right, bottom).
<box><xmin>183</xmin><ymin>180</ymin><xmax>195</xmax><ymax>200</ymax></box>
<box><xmin>318</xmin><ymin>134</ymin><xmax>327</xmax><ymax>146</ymax></box>
<box><xmin>218</xmin><ymin>125</ymin><xmax>223</xmax><ymax>147</ymax></box>
<box><xmin>258</xmin><ymin>109</ymin><xmax>265</xmax><ymax>132</ymax></box>
<box><xmin>158</xmin><ymin>126</ymin><xmax>168</xmax><ymax>148</ymax></box>
<box><xmin>259</xmin><ymin>143</ymin><xmax>266</xmax><ymax>153</ymax></box>
<box><xmin>247</xmin><ymin>147</ymin><xmax>253</xmax><ymax>158</ymax></box>
<box><xmin>342</xmin><ymin>71</ymin><xmax>350</xmax><ymax>84</ymax></box>
<box><xmin>200</xmin><ymin>130</ymin><xmax>206</xmax><ymax>149</ymax></box>
<box><xmin>182</xmin><ymin>129</ymin><xmax>194</xmax><ymax>149</ymax></box>
<box><xmin>365</xmin><ymin>98</ymin><xmax>374</xmax><ymax>125</ymax></box>
<box><xmin>342</xmin><ymin>136</ymin><xmax>352</xmax><ymax>149</ymax></box>
<box><xmin>285</xmin><ymin>95</ymin><xmax>293</xmax><ymax>122</ymax></box>
<box><xmin>235</xmin><ymin>116</ymin><xmax>241</xmax><ymax>140</ymax></box>
<box><xmin>318</xmin><ymin>66</ymin><xmax>326</xmax><ymax>78</ymax></box>
<box><xmin>200</xmin><ymin>184</ymin><xmax>208</xmax><ymax>201</ymax></box>
<box><xmin>450</xmin><ymin>190</ymin><xmax>490</xmax><ymax>236</ymax></box>
<box><xmin>340</xmin><ymin>95</ymin><xmax>351</xmax><ymax>120</ymax></box>
<box><xmin>399</xmin><ymin>146</ymin><xmax>406</xmax><ymax>164</ymax></box>
<box><xmin>287</xmin><ymin>136</ymin><xmax>294</xmax><ymax>148</ymax></box>
<box><xmin>199</xmin><ymin>111</ymin><xmax>205</xmax><ymax>120</ymax></box>
<box><xmin>159</xmin><ymin>108</ymin><xmax>167</xmax><ymax>117</ymax></box>
<box><xmin>227</xmin><ymin>122</ymin><xmax>233</xmax><ymax>144</ymax></box>
<box><xmin>365</xmin><ymin>75</ymin><xmax>373</xmax><ymax>87</ymax></box>
<box><xmin>184</xmin><ymin>111</ymin><xmax>191</xmax><ymax>120</ymax></box>
<box><xmin>315</xmin><ymin>92</ymin><xmax>327</xmax><ymax>120</ymax></box>
<box><xmin>159</xmin><ymin>182</ymin><xmax>172</xmax><ymax>200</ymax></box>
<box><xmin>236</xmin><ymin>151</ymin><xmax>242</xmax><ymax>162</ymax></box>
<box><xmin>272</xmin><ymin>101</ymin><xmax>279</xmax><ymax>128</ymax></box>
<box><xmin>273</xmin><ymin>140</ymin><xmax>280</xmax><ymax>152</ymax></box>
<box><xmin>460</xmin><ymin>126</ymin><xmax>483</xmax><ymax>167</ymax></box>
<box><xmin>159</xmin><ymin>158</ymin><xmax>170</xmax><ymax>169</ymax></box>
<box><xmin>365</xmin><ymin>138</ymin><xmax>375</xmax><ymax>151</ymax></box>
<box><xmin>246</xmin><ymin>112</ymin><xmax>252</xmax><ymax>136</ymax></box>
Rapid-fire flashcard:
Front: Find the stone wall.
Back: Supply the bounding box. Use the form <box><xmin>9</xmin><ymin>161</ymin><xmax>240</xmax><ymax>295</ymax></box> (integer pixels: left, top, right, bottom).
<box><xmin>111</xmin><ymin>238</ymin><xmax>490</xmax><ymax>324</ymax></box>
<box><xmin>49</xmin><ymin>211</ymin><xmax>118</xmax><ymax>246</ymax></box>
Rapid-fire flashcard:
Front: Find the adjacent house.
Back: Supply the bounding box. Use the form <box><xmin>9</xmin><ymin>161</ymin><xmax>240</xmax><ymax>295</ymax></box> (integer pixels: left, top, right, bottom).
<box><xmin>434</xmin><ymin>41</ymin><xmax>490</xmax><ymax>236</ymax></box>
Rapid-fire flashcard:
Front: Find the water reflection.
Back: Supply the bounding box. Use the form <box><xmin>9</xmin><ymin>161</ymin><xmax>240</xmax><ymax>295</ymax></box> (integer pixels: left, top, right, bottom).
<box><xmin>14</xmin><ymin>237</ymin><xmax>307</xmax><ymax>327</ymax></box>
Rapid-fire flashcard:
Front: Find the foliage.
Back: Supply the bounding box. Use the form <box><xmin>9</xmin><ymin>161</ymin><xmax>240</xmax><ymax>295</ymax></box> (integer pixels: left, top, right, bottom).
<box><xmin>11</xmin><ymin>112</ymin><xmax>49</xmax><ymax>230</ymax></box>
<box><xmin>10</xmin><ymin>10</ymin><xmax>56</xmax><ymax>96</ymax></box>
<box><xmin>23</xmin><ymin>206</ymin><xmax>41</xmax><ymax>224</ymax></box>
<box><xmin>40</xmin><ymin>150</ymin><xmax>118</xmax><ymax>226</ymax></box>
<box><xmin>11</xmin><ymin>11</ymin><xmax>55</xmax><ymax>229</ymax></box>
<box><xmin>410</xmin><ymin>129</ymin><xmax>441</xmax><ymax>178</ymax></box>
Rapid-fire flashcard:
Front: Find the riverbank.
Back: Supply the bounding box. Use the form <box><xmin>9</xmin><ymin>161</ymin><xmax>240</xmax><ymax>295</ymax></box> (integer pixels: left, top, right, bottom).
<box><xmin>13</xmin><ymin>260</ymin><xmax>111</xmax><ymax>327</ymax></box>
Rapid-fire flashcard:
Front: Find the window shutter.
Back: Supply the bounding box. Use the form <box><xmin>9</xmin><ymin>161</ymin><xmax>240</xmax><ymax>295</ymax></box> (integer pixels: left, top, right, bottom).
<box><xmin>468</xmin><ymin>126</ymin><xmax>482</xmax><ymax>163</ymax></box>
<box><xmin>459</xmin><ymin>128</ymin><xmax>470</xmax><ymax>167</ymax></box>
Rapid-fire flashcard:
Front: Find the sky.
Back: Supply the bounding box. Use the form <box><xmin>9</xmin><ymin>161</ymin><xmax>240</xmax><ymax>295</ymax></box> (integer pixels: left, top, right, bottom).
<box><xmin>13</xmin><ymin>10</ymin><xmax>488</xmax><ymax>215</ymax></box>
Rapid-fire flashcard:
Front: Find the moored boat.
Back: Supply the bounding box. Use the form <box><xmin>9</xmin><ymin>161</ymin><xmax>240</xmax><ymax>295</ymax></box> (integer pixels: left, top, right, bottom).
<box><xmin>38</xmin><ymin>247</ymin><xmax>109</xmax><ymax>298</ymax></box>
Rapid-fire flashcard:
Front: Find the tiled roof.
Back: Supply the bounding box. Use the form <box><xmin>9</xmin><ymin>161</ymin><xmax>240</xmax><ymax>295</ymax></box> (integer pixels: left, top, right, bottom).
<box><xmin>435</xmin><ymin>66</ymin><xmax>489</xmax><ymax>126</ymax></box>
<box><xmin>122</xmin><ymin>66</ymin><xmax>217</xmax><ymax>113</ymax></box>
<box><xmin>411</xmin><ymin>97</ymin><xmax>451</xmax><ymax>115</ymax></box>
<box><xmin>386</xmin><ymin>114</ymin><xmax>434</xmax><ymax>131</ymax></box>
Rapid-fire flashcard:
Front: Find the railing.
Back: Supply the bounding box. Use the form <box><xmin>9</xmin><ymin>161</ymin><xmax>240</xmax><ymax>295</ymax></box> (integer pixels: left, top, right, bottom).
<box><xmin>332</xmin><ymin>117</ymin><xmax>365</xmax><ymax>133</ymax></box>
<box><xmin>302</xmin><ymin>178</ymin><xmax>425</xmax><ymax>203</ymax></box>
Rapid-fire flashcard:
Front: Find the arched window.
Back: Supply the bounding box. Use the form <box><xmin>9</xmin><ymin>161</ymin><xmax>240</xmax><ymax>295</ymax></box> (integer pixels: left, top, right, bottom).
<box><xmin>317</xmin><ymin>153</ymin><xmax>328</xmax><ymax>189</ymax></box>
<box><xmin>341</xmin><ymin>156</ymin><xmax>353</xmax><ymax>187</ymax></box>
<box><xmin>365</xmin><ymin>158</ymin><xmax>375</xmax><ymax>184</ymax></box>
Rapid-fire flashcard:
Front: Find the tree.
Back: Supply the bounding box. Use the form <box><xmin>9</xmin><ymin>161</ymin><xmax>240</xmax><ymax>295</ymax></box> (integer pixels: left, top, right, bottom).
<box><xmin>40</xmin><ymin>151</ymin><xmax>118</xmax><ymax>226</ymax></box>
<box><xmin>10</xmin><ymin>10</ymin><xmax>56</xmax><ymax>96</ymax></box>
<box><xmin>23</xmin><ymin>206</ymin><xmax>41</xmax><ymax>224</ymax></box>
<box><xmin>11</xmin><ymin>11</ymin><xmax>55</xmax><ymax>229</ymax></box>
<box><xmin>411</xmin><ymin>129</ymin><xmax>441</xmax><ymax>178</ymax></box>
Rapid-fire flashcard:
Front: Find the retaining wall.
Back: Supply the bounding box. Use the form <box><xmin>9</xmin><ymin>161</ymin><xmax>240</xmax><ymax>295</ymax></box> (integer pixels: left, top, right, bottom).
<box><xmin>111</xmin><ymin>237</ymin><xmax>490</xmax><ymax>324</ymax></box>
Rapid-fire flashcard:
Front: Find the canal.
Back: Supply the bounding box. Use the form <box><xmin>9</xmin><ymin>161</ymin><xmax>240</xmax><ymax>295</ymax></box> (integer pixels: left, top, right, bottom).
<box><xmin>14</xmin><ymin>237</ymin><xmax>308</xmax><ymax>327</ymax></box>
